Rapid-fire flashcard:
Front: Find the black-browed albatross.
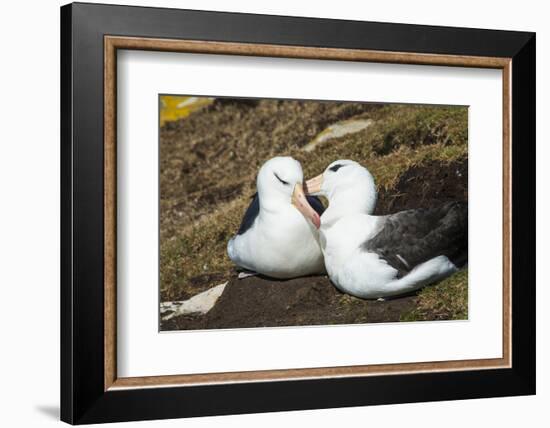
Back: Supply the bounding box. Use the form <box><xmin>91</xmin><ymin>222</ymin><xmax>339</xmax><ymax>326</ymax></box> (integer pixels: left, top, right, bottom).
<box><xmin>305</xmin><ymin>159</ymin><xmax>467</xmax><ymax>299</ymax></box>
<box><xmin>227</xmin><ymin>156</ymin><xmax>326</xmax><ymax>279</ymax></box>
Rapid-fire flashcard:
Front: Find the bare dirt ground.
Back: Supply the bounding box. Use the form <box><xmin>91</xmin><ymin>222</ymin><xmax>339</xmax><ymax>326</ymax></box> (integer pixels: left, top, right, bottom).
<box><xmin>162</xmin><ymin>275</ymin><xmax>416</xmax><ymax>330</ymax></box>
<box><xmin>159</xmin><ymin>98</ymin><xmax>468</xmax><ymax>331</ymax></box>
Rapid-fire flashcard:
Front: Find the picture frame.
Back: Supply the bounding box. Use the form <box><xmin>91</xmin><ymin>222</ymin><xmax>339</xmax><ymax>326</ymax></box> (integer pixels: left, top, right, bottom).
<box><xmin>60</xmin><ymin>2</ymin><xmax>535</xmax><ymax>424</ymax></box>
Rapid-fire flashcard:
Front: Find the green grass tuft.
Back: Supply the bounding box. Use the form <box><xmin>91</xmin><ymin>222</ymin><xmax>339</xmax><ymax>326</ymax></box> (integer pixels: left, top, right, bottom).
<box><xmin>400</xmin><ymin>269</ymin><xmax>469</xmax><ymax>322</ymax></box>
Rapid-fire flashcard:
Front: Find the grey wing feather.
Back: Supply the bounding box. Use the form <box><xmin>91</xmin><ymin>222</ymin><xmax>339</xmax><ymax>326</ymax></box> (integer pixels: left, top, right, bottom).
<box><xmin>362</xmin><ymin>201</ymin><xmax>468</xmax><ymax>277</ymax></box>
<box><xmin>236</xmin><ymin>193</ymin><xmax>260</xmax><ymax>235</ymax></box>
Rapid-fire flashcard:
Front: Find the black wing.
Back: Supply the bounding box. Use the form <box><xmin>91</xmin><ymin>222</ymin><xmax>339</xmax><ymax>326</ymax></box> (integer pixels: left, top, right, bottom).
<box><xmin>236</xmin><ymin>193</ymin><xmax>260</xmax><ymax>235</ymax></box>
<box><xmin>362</xmin><ymin>201</ymin><xmax>467</xmax><ymax>277</ymax></box>
<box><xmin>306</xmin><ymin>195</ymin><xmax>326</xmax><ymax>217</ymax></box>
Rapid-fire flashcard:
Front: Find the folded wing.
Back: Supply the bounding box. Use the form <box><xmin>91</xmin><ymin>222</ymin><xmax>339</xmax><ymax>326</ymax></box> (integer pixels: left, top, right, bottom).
<box><xmin>362</xmin><ymin>201</ymin><xmax>468</xmax><ymax>278</ymax></box>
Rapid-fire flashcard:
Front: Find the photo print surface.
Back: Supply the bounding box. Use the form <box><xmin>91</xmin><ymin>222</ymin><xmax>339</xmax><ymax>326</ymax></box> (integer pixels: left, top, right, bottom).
<box><xmin>159</xmin><ymin>96</ymin><xmax>468</xmax><ymax>331</ymax></box>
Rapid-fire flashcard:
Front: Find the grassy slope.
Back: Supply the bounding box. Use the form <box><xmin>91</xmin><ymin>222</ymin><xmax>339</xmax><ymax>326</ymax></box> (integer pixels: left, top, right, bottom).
<box><xmin>160</xmin><ymin>100</ymin><xmax>468</xmax><ymax>321</ymax></box>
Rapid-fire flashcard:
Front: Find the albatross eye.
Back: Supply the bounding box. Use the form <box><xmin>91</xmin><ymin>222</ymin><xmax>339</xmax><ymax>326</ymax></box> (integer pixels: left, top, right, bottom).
<box><xmin>274</xmin><ymin>172</ymin><xmax>289</xmax><ymax>185</ymax></box>
<box><xmin>329</xmin><ymin>164</ymin><xmax>345</xmax><ymax>173</ymax></box>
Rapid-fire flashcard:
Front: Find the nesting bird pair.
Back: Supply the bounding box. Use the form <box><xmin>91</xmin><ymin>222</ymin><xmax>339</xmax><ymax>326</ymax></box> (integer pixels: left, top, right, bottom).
<box><xmin>227</xmin><ymin>157</ymin><xmax>467</xmax><ymax>299</ymax></box>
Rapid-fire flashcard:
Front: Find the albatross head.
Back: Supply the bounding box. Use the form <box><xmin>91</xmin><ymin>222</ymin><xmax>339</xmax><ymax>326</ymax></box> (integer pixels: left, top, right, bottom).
<box><xmin>257</xmin><ymin>156</ymin><xmax>321</xmax><ymax>229</ymax></box>
<box><xmin>305</xmin><ymin>159</ymin><xmax>377</xmax><ymax>217</ymax></box>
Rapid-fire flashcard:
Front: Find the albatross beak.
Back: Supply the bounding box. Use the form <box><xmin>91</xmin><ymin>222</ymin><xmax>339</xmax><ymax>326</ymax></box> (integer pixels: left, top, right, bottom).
<box><xmin>304</xmin><ymin>174</ymin><xmax>324</xmax><ymax>196</ymax></box>
<box><xmin>292</xmin><ymin>184</ymin><xmax>321</xmax><ymax>229</ymax></box>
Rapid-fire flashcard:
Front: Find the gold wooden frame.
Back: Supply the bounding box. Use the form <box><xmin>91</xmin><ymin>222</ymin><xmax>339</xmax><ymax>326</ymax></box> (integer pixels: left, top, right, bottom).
<box><xmin>104</xmin><ymin>35</ymin><xmax>512</xmax><ymax>391</ymax></box>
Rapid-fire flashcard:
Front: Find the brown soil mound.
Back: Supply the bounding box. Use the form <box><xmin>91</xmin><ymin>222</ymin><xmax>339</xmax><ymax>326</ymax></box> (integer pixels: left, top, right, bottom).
<box><xmin>162</xmin><ymin>275</ymin><xmax>417</xmax><ymax>331</ymax></box>
<box><xmin>375</xmin><ymin>159</ymin><xmax>468</xmax><ymax>214</ymax></box>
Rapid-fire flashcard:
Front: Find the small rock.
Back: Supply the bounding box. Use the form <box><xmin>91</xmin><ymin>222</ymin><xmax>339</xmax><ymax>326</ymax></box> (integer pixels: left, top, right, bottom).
<box><xmin>303</xmin><ymin>119</ymin><xmax>373</xmax><ymax>152</ymax></box>
<box><xmin>160</xmin><ymin>282</ymin><xmax>227</xmax><ymax>321</ymax></box>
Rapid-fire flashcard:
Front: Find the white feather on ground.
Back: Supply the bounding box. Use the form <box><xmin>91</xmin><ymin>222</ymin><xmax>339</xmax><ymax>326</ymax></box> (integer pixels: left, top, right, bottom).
<box><xmin>160</xmin><ymin>282</ymin><xmax>227</xmax><ymax>321</ymax></box>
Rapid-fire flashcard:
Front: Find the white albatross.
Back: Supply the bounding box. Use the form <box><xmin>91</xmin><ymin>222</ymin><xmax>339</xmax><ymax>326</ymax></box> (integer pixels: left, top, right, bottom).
<box><xmin>227</xmin><ymin>156</ymin><xmax>326</xmax><ymax>278</ymax></box>
<box><xmin>305</xmin><ymin>160</ymin><xmax>467</xmax><ymax>299</ymax></box>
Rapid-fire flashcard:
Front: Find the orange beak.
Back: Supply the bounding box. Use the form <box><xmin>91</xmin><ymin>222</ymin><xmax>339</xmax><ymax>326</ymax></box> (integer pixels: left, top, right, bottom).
<box><xmin>292</xmin><ymin>184</ymin><xmax>320</xmax><ymax>229</ymax></box>
<box><xmin>304</xmin><ymin>174</ymin><xmax>324</xmax><ymax>195</ymax></box>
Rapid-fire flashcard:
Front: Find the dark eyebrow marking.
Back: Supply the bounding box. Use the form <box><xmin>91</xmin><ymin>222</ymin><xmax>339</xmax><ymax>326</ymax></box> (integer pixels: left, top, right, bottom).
<box><xmin>274</xmin><ymin>172</ymin><xmax>289</xmax><ymax>185</ymax></box>
<box><xmin>329</xmin><ymin>164</ymin><xmax>345</xmax><ymax>172</ymax></box>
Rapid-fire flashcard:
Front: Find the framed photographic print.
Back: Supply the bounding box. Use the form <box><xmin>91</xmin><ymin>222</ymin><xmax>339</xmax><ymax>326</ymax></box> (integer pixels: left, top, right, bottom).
<box><xmin>60</xmin><ymin>2</ymin><xmax>535</xmax><ymax>424</ymax></box>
